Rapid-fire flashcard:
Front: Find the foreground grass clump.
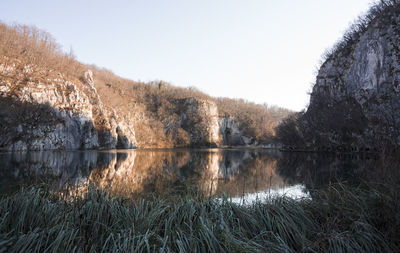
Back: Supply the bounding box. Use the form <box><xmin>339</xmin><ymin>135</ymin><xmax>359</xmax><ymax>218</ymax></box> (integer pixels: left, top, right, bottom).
<box><xmin>0</xmin><ymin>185</ymin><xmax>399</xmax><ymax>252</ymax></box>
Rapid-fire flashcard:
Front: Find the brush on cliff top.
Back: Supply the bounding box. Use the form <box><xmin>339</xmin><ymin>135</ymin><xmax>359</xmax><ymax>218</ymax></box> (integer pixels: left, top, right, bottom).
<box><xmin>0</xmin><ymin>21</ymin><xmax>291</xmax><ymax>150</ymax></box>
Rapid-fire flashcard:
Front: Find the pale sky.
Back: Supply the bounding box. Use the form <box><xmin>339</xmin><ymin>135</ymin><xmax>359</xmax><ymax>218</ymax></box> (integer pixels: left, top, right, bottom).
<box><xmin>1</xmin><ymin>0</ymin><xmax>375</xmax><ymax>111</ymax></box>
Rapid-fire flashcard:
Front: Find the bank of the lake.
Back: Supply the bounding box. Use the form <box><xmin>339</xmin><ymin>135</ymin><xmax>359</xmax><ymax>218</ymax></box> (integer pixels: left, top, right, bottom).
<box><xmin>0</xmin><ymin>183</ymin><xmax>398</xmax><ymax>252</ymax></box>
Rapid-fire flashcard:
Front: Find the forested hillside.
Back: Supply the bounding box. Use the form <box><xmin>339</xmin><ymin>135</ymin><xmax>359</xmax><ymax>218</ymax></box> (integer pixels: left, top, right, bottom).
<box><xmin>0</xmin><ymin>22</ymin><xmax>291</xmax><ymax>150</ymax></box>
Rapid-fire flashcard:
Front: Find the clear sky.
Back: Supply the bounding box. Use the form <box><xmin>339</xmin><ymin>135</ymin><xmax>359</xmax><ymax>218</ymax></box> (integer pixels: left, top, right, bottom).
<box><xmin>1</xmin><ymin>0</ymin><xmax>375</xmax><ymax>111</ymax></box>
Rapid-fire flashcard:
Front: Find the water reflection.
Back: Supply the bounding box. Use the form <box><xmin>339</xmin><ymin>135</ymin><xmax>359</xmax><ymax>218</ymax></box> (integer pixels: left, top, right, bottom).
<box><xmin>0</xmin><ymin>149</ymin><xmax>302</xmax><ymax>201</ymax></box>
<box><xmin>0</xmin><ymin>151</ymin><xmax>97</xmax><ymax>193</ymax></box>
<box><xmin>229</xmin><ymin>184</ymin><xmax>308</xmax><ymax>205</ymax></box>
<box><xmin>277</xmin><ymin>152</ymin><xmax>400</xmax><ymax>193</ymax></box>
<box><xmin>1</xmin><ymin>149</ymin><xmax>396</xmax><ymax>202</ymax></box>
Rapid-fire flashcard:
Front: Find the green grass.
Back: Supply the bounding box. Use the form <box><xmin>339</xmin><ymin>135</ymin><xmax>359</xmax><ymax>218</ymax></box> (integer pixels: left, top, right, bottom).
<box><xmin>0</xmin><ymin>184</ymin><xmax>399</xmax><ymax>252</ymax></box>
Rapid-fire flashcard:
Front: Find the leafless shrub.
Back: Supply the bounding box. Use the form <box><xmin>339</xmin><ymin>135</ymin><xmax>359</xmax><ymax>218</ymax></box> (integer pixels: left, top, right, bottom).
<box><xmin>321</xmin><ymin>0</ymin><xmax>400</xmax><ymax>63</ymax></box>
<box><xmin>0</xmin><ymin>22</ymin><xmax>85</xmax><ymax>80</ymax></box>
<box><xmin>216</xmin><ymin>98</ymin><xmax>292</xmax><ymax>142</ymax></box>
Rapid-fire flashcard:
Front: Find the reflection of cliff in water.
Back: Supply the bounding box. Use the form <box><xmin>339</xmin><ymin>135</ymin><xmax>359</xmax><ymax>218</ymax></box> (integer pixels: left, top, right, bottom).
<box><xmin>207</xmin><ymin>150</ymin><xmax>287</xmax><ymax>197</ymax></box>
<box><xmin>0</xmin><ymin>151</ymin><xmax>97</xmax><ymax>193</ymax></box>
<box><xmin>276</xmin><ymin>152</ymin><xmax>400</xmax><ymax>191</ymax></box>
<box><xmin>0</xmin><ymin>149</ymin><xmax>292</xmax><ymax>198</ymax></box>
<box><xmin>3</xmin><ymin>150</ymin><xmax>398</xmax><ymax>198</ymax></box>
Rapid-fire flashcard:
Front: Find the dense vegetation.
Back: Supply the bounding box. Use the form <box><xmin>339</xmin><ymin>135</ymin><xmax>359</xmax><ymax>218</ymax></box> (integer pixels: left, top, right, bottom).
<box><xmin>276</xmin><ymin>95</ymin><xmax>370</xmax><ymax>151</ymax></box>
<box><xmin>0</xmin><ymin>22</ymin><xmax>291</xmax><ymax>148</ymax></box>
<box><xmin>216</xmin><ymin>98</ymin><xmax>291</xmax><ymax>141</ymax></box>
<box><xmin>0</xmin><ymin>184</ymin><xmax>398</xmax><ymax>252</ymax></box>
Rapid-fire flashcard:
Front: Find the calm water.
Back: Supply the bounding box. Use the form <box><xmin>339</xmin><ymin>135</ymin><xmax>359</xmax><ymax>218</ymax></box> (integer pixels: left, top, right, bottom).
<box><xmin>0</xmin><ymin>148</ymin><xmax>390</xmax><ymax>203</ymax></box>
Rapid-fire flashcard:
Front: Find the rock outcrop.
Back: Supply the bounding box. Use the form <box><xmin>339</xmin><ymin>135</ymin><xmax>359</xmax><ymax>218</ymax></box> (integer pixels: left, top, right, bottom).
<box><xmin>171</xmin><ymin>99</ymin><xmax>261</xmax><ymax>147</ymax></box>
<box><xmin>301</xmin><ymin>1</ymin><xmax>400</xmax><ymax>150</ymax></box>
<box><xmin>219</xmin><ymin>117</ymin><xmax>258</xmax><ymax>146</ymax></box>
<box><xmin>175</xmin><ymin>98</ymin><xmax>221</xmax><ymax>146</ymax></box>
<box><xmin>0</xmin><ymin>59</ymin><xmax>257</xmax><ymax>150</ymax></box>
<box><xmin>0</xmin><ymin>61</ymin><xmax>137</xmax><ymax>151</ymax></box>
<box><xmin>0</xmin><ymin>20</ymin><xmax>292</xmax><ymax>151</ymax></box>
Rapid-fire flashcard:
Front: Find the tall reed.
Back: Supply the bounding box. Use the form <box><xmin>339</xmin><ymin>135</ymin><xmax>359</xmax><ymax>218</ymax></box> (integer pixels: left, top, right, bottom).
<box><xmin>0</xmin><ymin>183</ymin><xmax>398</xmax><ymax>252</ymax></box>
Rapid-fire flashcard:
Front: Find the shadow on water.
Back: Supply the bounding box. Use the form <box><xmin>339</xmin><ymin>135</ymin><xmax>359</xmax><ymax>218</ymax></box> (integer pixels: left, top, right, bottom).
<box><xmin>1</xmin><ymin>149</ymin><xmax>398</xmax><ymax>201</ymax></box>
<box><xmin>277</xmin><ymin>152</ymin><xmax>400</xmax><ymax>191</ymax></box>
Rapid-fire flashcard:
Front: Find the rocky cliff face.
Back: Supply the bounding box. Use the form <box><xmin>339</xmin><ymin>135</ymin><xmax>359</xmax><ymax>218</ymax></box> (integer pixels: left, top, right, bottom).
<box><xmin>0</xmin><ymin>58</ymin><xmax>258</xmax><ymax>150</ymax></box>
<box><xmin>175</xmin><ymin>98</ymin><xmax>221</xmax><ymax>146</ymax></box>
<box><xmin>0</xmin><ymin>60</ymin><xmax>137</xmax><ymax>151</ymax></box>
<box><xmin>305</xmin><ymin>2</ymin><xmax>400</xmax><ymax>150</ymax></box>
<box><xmin>219</xmin><ymin>117</ymin><xmax>258</xmax><ymax>146</ymax></box>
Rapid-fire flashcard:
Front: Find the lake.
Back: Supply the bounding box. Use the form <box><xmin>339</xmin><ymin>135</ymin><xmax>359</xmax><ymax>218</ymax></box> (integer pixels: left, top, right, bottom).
<box><xmin>0</xmin><ymin>148</ymin><xmax>390</xmax><ymax>203</ymax></box>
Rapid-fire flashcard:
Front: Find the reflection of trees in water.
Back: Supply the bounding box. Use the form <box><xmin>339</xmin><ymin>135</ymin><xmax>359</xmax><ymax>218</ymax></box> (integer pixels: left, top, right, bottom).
<box><xmin>214</xmin><ymin>150</ymin><xmax>286</xmax><ymax>197</ymax></box>
<box><xmin>89</xmin><ymin>150</ymin><xmax>193</xmax><ymax>198</ymax></box>
<box><xmin>89</xmin><ymin>149</ymin><xmax>288</xmax><ymax>199</ymax></box>
<box><xmin>0</xmin><ymin>149</ymin><xmax>292</xmax><ymax>198</ymax></box>
<box><xmin>275</xmin><ymin>152</ymin><xmax>400</xmax><ymax>191</ymax></box>
<box><xmin>5</xmin><ymin>150</ymin><xmax>400</xmax><ymax>198</ymax></box>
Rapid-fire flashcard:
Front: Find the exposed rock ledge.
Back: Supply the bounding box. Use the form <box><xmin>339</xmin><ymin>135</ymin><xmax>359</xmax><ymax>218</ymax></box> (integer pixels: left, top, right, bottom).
<box><xmin>304</xmin><ymin>5</ymin><xmax>400</xmax><ymax>149</ymax></box>
<box><xmin>0</xmin><ymin>65</ymin><xmax>136</xmax><ymax>151</ymax></box>
<box><xmin>0</xmin><ymin>62</ymin><xmax>261</xmax><ymax>151</ymax></box>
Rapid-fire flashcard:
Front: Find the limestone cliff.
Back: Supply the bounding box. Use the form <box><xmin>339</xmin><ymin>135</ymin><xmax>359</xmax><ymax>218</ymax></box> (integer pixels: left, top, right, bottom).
<box><xmin>219</xmin><ymin>117</ymin><xmax>258</xmax><ymax>146</ymax></box>
<box><xmin>93</xmin><ymin>78</ymin><xmax>264</xmax><ymax>149</ymax></box>
<box><xmin>174</xmin><ymin>98</ymin><xmax>221</xmax><ymax>146</ymax></box>
<box><xmin>0</xmin><ymin>21</ymin><xmax>289</xmax><ymax>150</ymax></box>
<box><xmin>302</xmin><ymin>1</ymin><xmax>400</xmax><ymax>150</ymax></box>
<box><xmin>0</xmin><ymin>59</ymin><xmax>137</xmax><ymax>150</ymax></box>
<box><xmin>0</xmin><ymin>58</ymin><xmax>258</xmax><ymax>150</ymax></box>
